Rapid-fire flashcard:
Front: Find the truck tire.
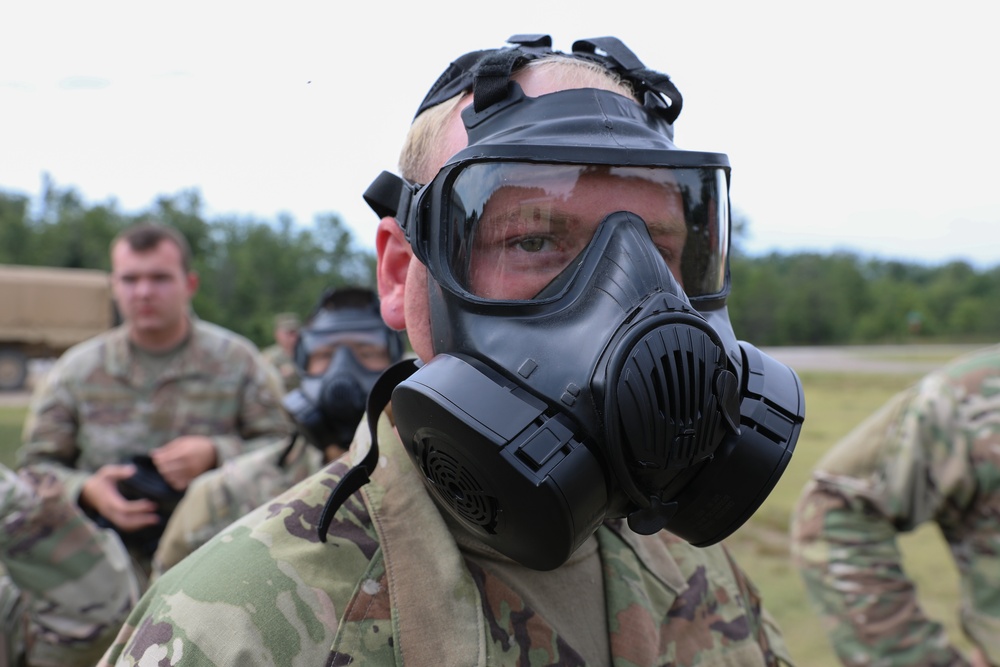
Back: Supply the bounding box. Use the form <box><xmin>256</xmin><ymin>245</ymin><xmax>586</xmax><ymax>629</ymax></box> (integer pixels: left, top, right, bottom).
<box><xmin>0</xmin><ymin>348</ymin><xmax>28</xmax><ymax>391</ymax></box>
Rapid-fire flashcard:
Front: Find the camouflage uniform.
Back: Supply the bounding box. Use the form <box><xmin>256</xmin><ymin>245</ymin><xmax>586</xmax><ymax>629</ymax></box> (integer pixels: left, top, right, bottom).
<box><xmin>18</xmin><ymin>318</ymin><xmax>292</xmax><ymax>508</ymax></box>
<box><xmin>1</xmin><ymin>464</ymin><xmax>139</xmax><ymax>667</ymax></box>
<box><xmin>7</xmin><ymin>318</ymin><xmax>291</xmax><ymax>665</ymax></box>
<box><xmin>261</xmin><ymin>344</ymin><xmax>300</xmax><ymax>392</ymax></box>
<box><xmin>151</xmin><ymin>435</ymin><xmax>323</xmax><ymax>576</ymax></box>
<box><xmin>791</xmin><ymin>344</ymin><xmax>1000</xmax><ymax>666</ymax></box>
<box><xmin>100</xmin><ymin>408</ymin><xmax>794</xmax><ymax>667</ymax></box>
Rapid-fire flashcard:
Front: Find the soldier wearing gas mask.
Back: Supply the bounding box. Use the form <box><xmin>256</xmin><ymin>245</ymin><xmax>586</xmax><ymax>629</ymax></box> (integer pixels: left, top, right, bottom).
<box><xmin>150</xmin><ymin>287</ymin><xmax>403</xmax><ymax>576</ymax></box>
<box><xmin>101</xmin><ymin>35</ymin><xmax>804</xmax><ymax>667</ymax></box>
<box><xmin>282</xmin><ymin>286</ymin><xmax>406</xmax><ymax>461</ymax></box>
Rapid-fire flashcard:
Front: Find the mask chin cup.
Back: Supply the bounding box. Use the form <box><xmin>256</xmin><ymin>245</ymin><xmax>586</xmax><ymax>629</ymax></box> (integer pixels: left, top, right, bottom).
<box><xmin>628</xmin><ymin>343</ymin><xmax>804</xmax><ymax>545</ymax></box>
<box><xmin>391</xmin><ymin>353</ymin><xmax>609</xmax><ymax>571</ymax></box>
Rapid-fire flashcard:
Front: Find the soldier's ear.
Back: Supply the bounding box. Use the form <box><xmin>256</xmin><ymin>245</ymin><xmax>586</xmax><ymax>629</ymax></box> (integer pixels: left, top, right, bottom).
<box><xmin>376</xmin><ymin>217</ymin><xmax>409</xmax><ymax>331</ymax></box>
<box><xmin>185</xmin><ymin>271</ymin><xmax>199</xmax><ymax>297</ymax></box>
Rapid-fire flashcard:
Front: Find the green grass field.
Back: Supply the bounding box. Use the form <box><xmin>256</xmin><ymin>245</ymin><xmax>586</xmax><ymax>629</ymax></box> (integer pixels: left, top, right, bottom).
<box><xmin>1</xmin><ymin>406</ymin><xmax>24</xmax><ymax>467</ymax></box>
<box><xmin>0</xmin><ymin>349</ymin><xmax>976</xmax><ymax>663</ymax></box>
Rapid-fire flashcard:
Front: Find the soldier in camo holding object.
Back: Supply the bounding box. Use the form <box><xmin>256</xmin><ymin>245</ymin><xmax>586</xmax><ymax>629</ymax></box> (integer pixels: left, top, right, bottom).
<box><xmin>792</xmin><ymin>344</ymin><xmax>1000</xmax><ymax>667</ymax></box>
<box><xmin>100</xmin><ymin>34</ymin><xmax>808</xmax><ymax>666</ymax></box>
<box><xmin>7</xmin><ymin>222</ymin><xmax>291</xmax><ymax>665</ymax></box>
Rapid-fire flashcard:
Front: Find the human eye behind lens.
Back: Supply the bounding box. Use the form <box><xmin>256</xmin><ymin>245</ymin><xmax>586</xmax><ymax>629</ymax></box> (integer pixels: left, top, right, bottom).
<box><xmin>355</xmin><ymin>345</ymin><xmax>391</xmax><ymax>370</ymax></box>
<box><xmin>508</xmin><ymin>234</ymin><xmax>555</xmax><ymax>254</ymax></box>
<box><xmin>477</xmin><ymin>207</ymin><xmax>563</xmax><ymax>255</ymax></box>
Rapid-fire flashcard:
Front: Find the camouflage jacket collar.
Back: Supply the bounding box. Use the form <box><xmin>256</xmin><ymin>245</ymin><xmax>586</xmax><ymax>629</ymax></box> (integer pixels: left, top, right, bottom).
<box><xmin>344</xmin><ymin>412</ymin><xmax>700</xmax><ymax>666</ymax></box>
<box><xmin>103</xmin><ymin>319</ymin><xmax>206</xmax><ymax>382</ymax></box>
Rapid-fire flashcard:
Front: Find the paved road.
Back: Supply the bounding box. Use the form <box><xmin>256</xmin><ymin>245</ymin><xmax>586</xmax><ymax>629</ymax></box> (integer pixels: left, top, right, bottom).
<box><xmin>761</xmin><ymin>344</ymin><xmax>986</xmax><ymax>375</ymax></box>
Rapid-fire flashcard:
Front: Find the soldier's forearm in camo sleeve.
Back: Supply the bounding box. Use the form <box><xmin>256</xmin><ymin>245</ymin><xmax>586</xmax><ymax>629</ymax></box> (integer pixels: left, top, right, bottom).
<box><xmin>17</xmin><ymin>378</ymin><xmax>92</xmax><ymax>500</ymax></box>
<box><xmin>958</xmin><ymin>551</ymin><xmax>1000</xmax><ymax>665</ymax></box>
<box><xmin>1</xmin><ymin>466</ymin><xmax>139</xmax><ymax>665</ymax></box>
<box><xmin>792</xmin><ymin>482</ymin><xmax>965</xmax><ymax>666</ymax></box>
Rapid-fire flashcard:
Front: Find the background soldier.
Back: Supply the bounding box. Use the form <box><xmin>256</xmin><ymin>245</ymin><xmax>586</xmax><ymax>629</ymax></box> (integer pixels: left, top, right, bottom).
<box><xmin>261</xmin><ymin>312</ymin><xmax>301</xmax><ymax>392</ymax></box>
<box><xmin>792</xmin><ymin>344</ymin><xmax>1000</xmax><ymax>667</ymax></box>
<box><xmin>10</xmin><ymin>222</ymin><xmax>291</xmax><ymax>664</ymax></box>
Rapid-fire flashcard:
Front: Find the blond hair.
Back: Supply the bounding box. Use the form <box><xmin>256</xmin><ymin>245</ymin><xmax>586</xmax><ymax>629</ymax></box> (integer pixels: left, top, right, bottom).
<box><xmin>398</xmin><ymin>55</ymin><xmax>636</xmax><ymax>183</ymax></box>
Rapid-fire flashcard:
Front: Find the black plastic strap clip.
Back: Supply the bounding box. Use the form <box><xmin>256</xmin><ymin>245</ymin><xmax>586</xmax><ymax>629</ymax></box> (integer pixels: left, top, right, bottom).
<box><xmin>317</xmin><ymin>358</ymin><xmax>419</xmax><ymax>542</ymax></box>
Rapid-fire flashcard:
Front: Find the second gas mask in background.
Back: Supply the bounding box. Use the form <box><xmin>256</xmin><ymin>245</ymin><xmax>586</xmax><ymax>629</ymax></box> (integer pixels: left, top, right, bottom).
<box><xmin>282</xmin><ymin>288</ymin><xmax>404</xmax><ymax>451</ymax></box>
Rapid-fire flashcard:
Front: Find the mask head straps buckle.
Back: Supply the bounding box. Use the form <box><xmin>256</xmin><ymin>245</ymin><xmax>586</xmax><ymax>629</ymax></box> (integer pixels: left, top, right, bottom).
<box><xmin>570</xmin><ymin>37</ymin><xmax>683</xmax><ymax>123</ymax></box>
<box><xmin>416</xmin><ymin>34</ymin><xmax>683</xmax><ymax>124</ymax></box>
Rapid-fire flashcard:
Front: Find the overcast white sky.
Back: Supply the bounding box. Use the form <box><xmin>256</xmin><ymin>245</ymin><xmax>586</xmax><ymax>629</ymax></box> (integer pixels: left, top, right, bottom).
<box><xmin>1</xmin><ymin>1</ymin><xmax>997</xmax><ymax>267</ymax></box>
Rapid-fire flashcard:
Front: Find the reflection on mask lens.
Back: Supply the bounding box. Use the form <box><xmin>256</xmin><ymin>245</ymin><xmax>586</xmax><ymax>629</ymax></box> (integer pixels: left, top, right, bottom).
<box><xmin>445</xmin><ymin>163</ymin><xmax>728</xmax><ymax>301</ymax></box>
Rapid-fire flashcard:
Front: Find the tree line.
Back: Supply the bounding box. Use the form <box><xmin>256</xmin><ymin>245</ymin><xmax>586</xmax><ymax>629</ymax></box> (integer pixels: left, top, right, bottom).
<box><xmin>0</xmin><ymin>179</ymin><xmax>375</xmax><ymax>347</ymax></box>
<box><xmin>729</xmin><ymin>250</ymin><xmax>999</xmax><ymax>345</ymax></box>
<box><xmin>2</xmin><ymin>179</ymin><xmax>997</xmax><ymax>349</ymax></box>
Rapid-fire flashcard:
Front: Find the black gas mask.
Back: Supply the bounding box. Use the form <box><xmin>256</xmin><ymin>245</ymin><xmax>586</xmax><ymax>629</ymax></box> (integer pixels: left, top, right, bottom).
<box><xmin>282</xmin><ymin>289</ymin><xmax>404</xmax><ymax>451</ymax></box>
<box><xmin>322</xmin><ymin>35</ymin><xmax>805</xmax><ymax>571</ymax></box>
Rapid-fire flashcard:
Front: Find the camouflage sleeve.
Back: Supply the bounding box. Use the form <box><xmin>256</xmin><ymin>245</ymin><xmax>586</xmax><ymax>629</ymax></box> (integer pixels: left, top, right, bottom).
<box><xmin>16</xmin><ymin>358</ymin><xmax>90</xmax><ymax>499</ymax></box>
<box><xmin>791</xmin><ymin>374</ymin><xmax>979</xmax><ymax>666</ymax></box>
<box><xmin>1</xmin><ymin>464</ymin><xmax>139</xmax><ymax>667</ymax></box>
<box><xmin>207</xmin><ymin>350</ymin><xmax>291</xmax><ymax>463</ymax></box>
<box><xmin>151</xmin><ymin>437</ymin><xmax>322</xmax><ymax>576</ymax></box>
<box><xmin>98</xmin><ymin>463</ymin><xmax>363</xmax><ymax>667</ymax></box>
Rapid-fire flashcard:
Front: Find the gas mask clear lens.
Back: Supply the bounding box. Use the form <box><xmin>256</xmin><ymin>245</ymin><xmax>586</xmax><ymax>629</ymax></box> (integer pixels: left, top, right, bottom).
<box><xmin>301</xmin><ymin>331</ymin><xmax>394</xmax><ymax>375</ymax></box>
<box><xmin>438</xmin><ymin>162</ymin><xmax>729</xmax><ymax>302</ymax></box>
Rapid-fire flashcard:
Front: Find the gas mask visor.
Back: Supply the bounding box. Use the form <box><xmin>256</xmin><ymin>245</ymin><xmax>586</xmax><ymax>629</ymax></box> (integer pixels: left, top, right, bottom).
<box><xmin>411</xmin><ymin>159</ymin><xmax>730</xmax><ymax>306</ymax></box>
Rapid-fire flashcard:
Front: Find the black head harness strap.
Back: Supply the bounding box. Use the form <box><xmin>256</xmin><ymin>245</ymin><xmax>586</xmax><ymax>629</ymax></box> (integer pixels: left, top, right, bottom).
<box><xmin>415</xmin><ymin>34</ymin><xmax>555</xmax><ymax>119</ymax></box>
<box><xmin>571</xmin><ymin>37</ymin><xmax>683</xmax><ymax>124</ymax></box>
<box><xmin>317</xmin><ymin>358</ymin><xmax>419</xmax><ymax>542</ymax></box>
<box><xmin>415</xmin><ymin>34</ymin><xmax>684</xmax><ymax>126</ymax></box>
<box><xmin>471</xmin><ymin>49</ymin><xmax>529</xmax><ymax>113</ymax></box>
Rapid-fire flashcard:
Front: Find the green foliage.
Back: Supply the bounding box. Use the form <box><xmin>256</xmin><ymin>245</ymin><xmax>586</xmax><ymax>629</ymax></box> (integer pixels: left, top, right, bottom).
<box><xmin>0</xmin><ymin>406</ymin><xmax>24</xmax><ymax>467</ymax></box>
<box><xmin>0</xmin><ymin>193</ymin><xmax>31</xmax><ymax>264</ymax></box>
<box><xmin>729</xmin><ymin>252</ymin><xmax>999</xmax><ymax>345</ymax></box>
<box><xmin>0</xmin><ymin>179</ymin><xmax>375</xmax><ymax>348</ymax></box>
<box><xmin>2</xmin><ymin>178</ymin><xmax>997</xmax><ymax>347</ymax></box>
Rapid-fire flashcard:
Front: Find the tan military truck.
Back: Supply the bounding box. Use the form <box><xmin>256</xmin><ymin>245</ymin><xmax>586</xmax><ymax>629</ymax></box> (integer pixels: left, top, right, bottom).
<box><xmin>0</xmin><ymin>264</ymin><xmax>116</xmax><ymax>391</ymax></box>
